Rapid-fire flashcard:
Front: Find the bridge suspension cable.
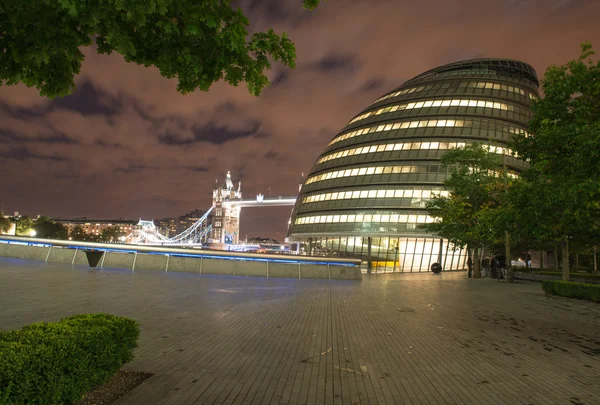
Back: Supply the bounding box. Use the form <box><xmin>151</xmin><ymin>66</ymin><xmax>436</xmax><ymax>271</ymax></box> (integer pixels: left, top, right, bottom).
<box><xmin>130</xmin><ymin>206</ymin><xmax>214</xmax><ymax>246</ymax></box>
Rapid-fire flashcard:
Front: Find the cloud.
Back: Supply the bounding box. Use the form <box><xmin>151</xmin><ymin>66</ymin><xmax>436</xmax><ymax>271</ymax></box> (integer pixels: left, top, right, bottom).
<box><xmin>310</xmin><ymin>53</ymin><xmax>360</xmax><ymax>74</ymax></box>
<box><xmin>0</xmin><ymin>147</ymin><xmax>69</xmax><ymax>162</ymax></box>
<box><xmin>158</xmin><ymin>120</ymin><xmax>263</xmax><ymax>145</ymax></box>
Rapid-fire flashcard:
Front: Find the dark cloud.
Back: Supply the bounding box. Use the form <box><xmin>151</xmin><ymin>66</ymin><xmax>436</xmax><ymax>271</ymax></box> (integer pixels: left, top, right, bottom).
<box><xmin>0</xmin><ymin>147</ymin><xmax>68</xmax><ymax>162</ymax></box>
<box><xmin>0</xmin><ymin>102</ymin><xmax>46</xmax><ymax>120</ymax></box>
<box><xmin>50</xmin><ymin>80</ymin><xmax>120</xmax><ymax>116</ymax></box>
<box><xmin>271</xmin><ymin>71</ymin><xmax>290</xmax><ymax>87</ymax></box>
<box><xmin>312</xmin><ymin>53</ymin><xmax>360</xmax><ymax>74</ymax></box>
<box><xmin>0</xmin><ymin>129</ymin><xmax>77</xmax><ymax>145</ymax></box>
<box><xmin>159</xmin><ymin>121</ymin><xmax>262</xmax><ymax>145</ymax></box>
<box><xmin>94</xmin><ymin>139</ymin><xmax>124</xmax><ymax>149</ymax></box>
<box><xmin>186</xmin><ymin>166</ymin><xmax>210</xmax><ymax>172</ymax></box>
<box><xmin>358</xmin><ymin>78</ymin><xmax>386</xmax><ymax>93</ymax></box>
<box><xmin>264</xmin><ymin>150</ymin><xmax>283</xmax><ymax>160</ymax></box>
<box><xmin>114</xmin><ymin>164</ymin><xmax>157</xmax><ymax>174</ymax></box>
<box><xmin>242</xmin><ymin>0</ymin><xmax>314</xmax><ymax>26</ymax></box>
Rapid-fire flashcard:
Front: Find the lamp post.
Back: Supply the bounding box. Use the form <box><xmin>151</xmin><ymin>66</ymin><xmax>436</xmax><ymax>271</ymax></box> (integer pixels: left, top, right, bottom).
<box><xmin>393</xmin><ymin>246</ymin><xmax>399</xmax><ymax>272</ymax></box>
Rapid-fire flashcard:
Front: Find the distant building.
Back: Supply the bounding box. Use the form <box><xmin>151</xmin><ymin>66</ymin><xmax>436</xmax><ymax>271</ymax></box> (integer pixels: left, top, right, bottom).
<box><xmin>156</xmin><ymin>209</ymin><xmax>212</xmax><ymax>239</ymax></box>
<box><xmin>53</xmin><ymin>218</ymin><xmax>137</xmax><ymax>237</ymax></box>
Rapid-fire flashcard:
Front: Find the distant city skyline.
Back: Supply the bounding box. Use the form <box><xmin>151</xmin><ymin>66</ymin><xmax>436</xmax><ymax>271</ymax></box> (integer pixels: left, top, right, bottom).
<box><xmin>1</xmin><ymin>0</ymin><xmax>599</xmax><ymax>239</ymax></box>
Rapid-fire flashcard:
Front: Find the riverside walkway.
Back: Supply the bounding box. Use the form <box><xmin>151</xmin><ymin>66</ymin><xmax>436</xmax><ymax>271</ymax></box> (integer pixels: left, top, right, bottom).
<box><xmin>1</xmin><ymin>257</ymin><xmax>599</xmax><ymax>405</ymax></box>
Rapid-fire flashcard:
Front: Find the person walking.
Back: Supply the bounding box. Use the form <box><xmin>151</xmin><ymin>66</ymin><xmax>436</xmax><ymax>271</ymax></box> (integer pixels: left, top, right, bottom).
<box><xmin>467</xmin><ymin>256</ymin><xmax>473</xmax><ymax>278</ymax></box>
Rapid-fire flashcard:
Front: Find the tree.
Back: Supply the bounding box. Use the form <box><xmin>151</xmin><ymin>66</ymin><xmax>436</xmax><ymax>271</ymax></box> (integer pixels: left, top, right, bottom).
<box><xmin>0</xmin><ymin>213</ymin><xmax>11</xmax><ymax>234</ymax></box>
<box><xmin>34</xmin><ymin>217</ymin><xmax>69</xmax><ymax>240</ymax></box>
<box><xmin>14</xmin><ymin>216</ymin><xmax>35</xmax><ymax>236</ymax></box>
<box><xmin>422</xmin><ymin>143</ymin><xmax>510</xmax><ymax>278</ymax></box>
<box><xmin>511</xmin><ymin>41</ymin><xmax>600</xmax><ymax>281</ymax></box>
<box><xmin>69</xmin><ymin>225</ymin><xmax>88</xmax><ymax>241</ymax></box>
<box><xmin>100</xmin><ymin>227</ymin><xmax>124</xmax><ymax>243</ymax></box>
<box><xmin>0</xmin><ymin>0</ymin><xmax>324</xmax><ymax>98</ymax></box>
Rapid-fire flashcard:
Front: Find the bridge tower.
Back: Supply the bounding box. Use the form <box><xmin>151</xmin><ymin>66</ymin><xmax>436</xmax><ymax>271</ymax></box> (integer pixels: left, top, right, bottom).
<box><xmin>211</xmin><ymin>171</ymin><xmax>242</xmax><ymax>247</ymax></box>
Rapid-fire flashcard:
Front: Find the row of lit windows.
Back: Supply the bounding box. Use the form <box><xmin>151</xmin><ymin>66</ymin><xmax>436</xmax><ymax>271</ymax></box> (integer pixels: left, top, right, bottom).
<box><xmin>302</xmin><ymin>188</ymin><xmax>449</xmax><ymax>203</ymax></box>
<box><xmin>330</xmin><ymin>118</ymin><xmax>528</xmax><ymax>146</ymax></box>
<box><xmin>373</xmin><ymin>81</ymin><xmax>535</xmax><ymax>104</ymax></box>
<box><xmin>305</xmin><ymin>164</ymin><xmax>437</xmax><ymax>185</ymax></box>
<box><xmin>423</xmin><ymin>68</ymin><xmax>536</xmax><ymax>85</ymax></box>
<box><xmin>305</xmin><ymin>164</ymin><xmax>518</xmax><ymax>185</ymax></box>
<box><xmin>349</xmin><ymin>99</ymin><xmax>526</xmax><ymax>125</ymax></box>
<box><xmin>295</xmin><ymin>213</ymin><xmax>436</xmax><ymax>225</ymax></box>
<box><xmin>317</xmin><ymin>142</ymin><xmax>512</xmax><ymax>164</ymax></box>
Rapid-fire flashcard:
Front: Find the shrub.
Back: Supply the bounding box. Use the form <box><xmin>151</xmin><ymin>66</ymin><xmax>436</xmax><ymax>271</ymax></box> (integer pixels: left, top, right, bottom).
<box><xmin>541</xmin><ymin>280</ymin><xmax>600</xmax><ymax>303</ymax></box>
<box><xmin>0</xmin><ymin>313</ymin><xmax>139</xmax><ymax>405</ymax></box>
<box><xmin>516</xmin><ymin>269</ymin><xmax>600</xmax><ymax>278</ymax></box>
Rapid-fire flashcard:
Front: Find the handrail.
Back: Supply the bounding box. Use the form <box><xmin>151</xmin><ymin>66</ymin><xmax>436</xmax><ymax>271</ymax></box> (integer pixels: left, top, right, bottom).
<box><xmin>0</xmin><ymin>235</ymin><xmax>361</xmax><ymax>266</ymax></box>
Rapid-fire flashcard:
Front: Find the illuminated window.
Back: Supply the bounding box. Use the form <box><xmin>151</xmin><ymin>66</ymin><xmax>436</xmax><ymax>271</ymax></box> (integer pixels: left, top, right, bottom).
<box><xmin>348</xmin><ymin>98</ymin><xmax>527</xmax><ymax>125</ymax></box>
<box><xmin>317</xmin><ymin>141</ymin><xmax>512</xmax><ymax>164</ymax></box>
<box><xmin>327</xmin><ymin>118</ymin><xmax>529</xmax><ymax>146</ymax></box>
<box><xmin>302</xmin><ymin>188</ymin><xmax>449</xmax><ymax>204</ymax></box>
<box><xmin>371</xmin><ymin>81</ymin><xmax>534</xmax><ymax>105</ymax></box>
<box><xmin>294</xmin><ymin>212</ymin><xmax>435</xmax><ymax>225</ymax></box>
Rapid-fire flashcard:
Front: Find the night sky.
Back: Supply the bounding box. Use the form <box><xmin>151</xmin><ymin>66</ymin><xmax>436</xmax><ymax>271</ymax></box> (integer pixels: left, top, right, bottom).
<box><xmin>1</xmin><ymin>0</ymin><xmax>599</xmax><ymax>240</ymax></box>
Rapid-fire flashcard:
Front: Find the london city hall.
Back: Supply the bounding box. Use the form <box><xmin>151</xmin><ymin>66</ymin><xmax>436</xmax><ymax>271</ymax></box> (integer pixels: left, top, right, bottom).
<box><xmin>288</xmin><ymin>59</ymin><xmax>540</xmax><ymax>272</ymax></box>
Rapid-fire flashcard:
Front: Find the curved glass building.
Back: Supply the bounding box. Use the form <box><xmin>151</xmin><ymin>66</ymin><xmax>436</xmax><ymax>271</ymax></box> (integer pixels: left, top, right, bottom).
<box><xmin>288</xmin><ymin>58</ymin><xmax>540</xmax><ymax>272</ymax></box>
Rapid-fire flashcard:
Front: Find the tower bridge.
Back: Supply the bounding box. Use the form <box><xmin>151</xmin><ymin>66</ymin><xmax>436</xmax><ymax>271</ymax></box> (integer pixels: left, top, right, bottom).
<box><xmin>129</xmin><ymin>171</ymin><xmax>298</xmax><ymax>249</ymax></box>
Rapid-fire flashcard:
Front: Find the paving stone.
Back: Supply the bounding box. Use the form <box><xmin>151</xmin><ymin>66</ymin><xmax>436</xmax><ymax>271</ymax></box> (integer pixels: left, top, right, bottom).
<box><xmin>1</xmin><ymin>257</ymin><xmax>599</xmax><ymax>405</ymax></box>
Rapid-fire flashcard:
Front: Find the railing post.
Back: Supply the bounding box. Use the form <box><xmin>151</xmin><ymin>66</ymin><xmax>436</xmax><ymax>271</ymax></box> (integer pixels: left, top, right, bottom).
<box><xmin>45</xmin><ymin>246</ymin><xmax>52</xmax><ymax>262</ymax></box>
<box><xmin>72</xmin><ymin>248</ymin><xmax>78</xmax><ymax>265</ymax></box>
<box><xmin>100</xmin><ymin>250</ymin><xmax>107</xmax><ymax>268</ymax></box>
<box><xmin>199</xmin><ymin>257</ymin><xmax>203</xmax><ymax>274</ymax></box>
<box><xmin>165</xmin><ymin>254</ymin><xmax>170</xmax><ymax>272</ymax></box>
<box><xmin>132</xmin><ymin>252</ymin><xmax>138</xmax><ymax>271</ymax></box>
<box><xmin>266</xmin><ymin>260</ymin><xmax>269</xmax><ymax>278</ymax></box>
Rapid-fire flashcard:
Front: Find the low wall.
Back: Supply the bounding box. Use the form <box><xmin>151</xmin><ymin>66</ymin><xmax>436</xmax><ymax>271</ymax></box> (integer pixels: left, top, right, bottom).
<box><xmin>0</xmin><ymin>237</ymin><xmax>361</xmax><ymax>281</ymax></box>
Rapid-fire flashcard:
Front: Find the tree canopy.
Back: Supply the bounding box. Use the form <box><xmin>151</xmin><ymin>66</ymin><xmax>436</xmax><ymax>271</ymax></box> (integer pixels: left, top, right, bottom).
<box><xmin>100</xmin><ymin>226</ymin><xmax>125</xmax><ymax>243</ymax></box>
<box><xmin>510</xmin><ymin>41</ymin><xmax>600</xmax><ymax>280</ymax></box>
<box><xmin>0</xmin><ymin>0</ymin><xmax>324</xmax><ymax>98</ymax></box>
<box><xmin>422</xmin><ymin>143</ymin><xmax>509</xmax><ymax>278</ymax></box>
<box><xmin>34</xmin><ymin>216</ymin><xmax>68</xmax><ymax>240</ymax></box>
<box><xmin>14</xmin><ymin>216</ymin><xmax>35</xmax><ymax>236</ymax></box>
<box><xmin>0</xmin><ymin>213</ymin><xmax>11</xmax><ymax>234</ymax></box>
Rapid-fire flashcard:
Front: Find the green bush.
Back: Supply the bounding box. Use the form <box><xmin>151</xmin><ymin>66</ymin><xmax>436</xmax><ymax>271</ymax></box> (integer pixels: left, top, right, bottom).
<box><xmin>516</xmin><ymin>269</ymin><xmax>600</xmax><ymax>278</ymax></box>
<box><xmin>541</xmin><ymin>280</ymin><xmax>600</xmax><ymax>303</ymax></box>
<box><xmin>0</xmin><ymin>313</ymin><xmax>139</xmax><ymax>405</ymax></box>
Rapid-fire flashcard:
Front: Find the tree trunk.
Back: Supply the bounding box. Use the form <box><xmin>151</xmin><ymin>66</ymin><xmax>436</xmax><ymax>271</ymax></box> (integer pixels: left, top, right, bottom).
<box><xmin>540</xmin><ymin>250</ymin><xmax>544</xmax><ymax>269</ymax></box>
<box><xmin>575</xmin><ymin>253</ymin><xmax>579</xmax><ymax>270</ymax></box>
<box><xmin>473</xmin><ymin>247</ymin><xmax>481</xmax><ymax>278</ymax></box>
<box><xmin>505</xmin><ymin>231</ymin><xmax>513</xmax><ymax>282</ymax></box>
<box><xmin>561</xmin><ymin>237</ymin><xmax>569</xmax><ymax>281</ymax></box>
<box><xmin>554</xmin><ymin>247</ymin><xmax>559</xmax><ymax>270</ymax></box>
<box><xmin>594</xmin><ymin>245</ymin><xmax>597</xmax><ymax>275</ymax></box>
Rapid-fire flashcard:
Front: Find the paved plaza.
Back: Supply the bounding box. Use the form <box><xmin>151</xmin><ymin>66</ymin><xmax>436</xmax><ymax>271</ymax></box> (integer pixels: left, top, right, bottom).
<box><xmin>1</xmin><ymin>257</ymin><xmax>599</xmax><ymax>405</ymax></box>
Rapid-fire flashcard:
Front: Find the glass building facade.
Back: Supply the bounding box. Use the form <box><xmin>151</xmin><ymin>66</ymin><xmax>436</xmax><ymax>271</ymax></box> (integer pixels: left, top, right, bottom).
<box><xmin>288</xmin><ymin>58</ymin><xmax>540</xmax><ymax>273</ymax></box>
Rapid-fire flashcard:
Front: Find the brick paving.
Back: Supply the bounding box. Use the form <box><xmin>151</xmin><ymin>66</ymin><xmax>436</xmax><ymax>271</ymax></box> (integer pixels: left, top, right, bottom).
<box><xmin>1</xmin><ymin>257</ymin><xmax>600</xmax><ymax>405</ymax></box>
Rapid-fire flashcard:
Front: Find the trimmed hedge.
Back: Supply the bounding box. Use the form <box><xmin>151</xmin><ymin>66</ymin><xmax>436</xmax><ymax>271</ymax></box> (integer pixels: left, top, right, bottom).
<box><xmin>0</xmin><ymin>313</ymin><xmax>139</xmax><ymax>405</ymax></box>
<box><xmin>517</xmin><ymin>268</ymin><xmax>600</xmax><ymax>277</ymax></box>
<box><xmin>541</xmin><ymin>280</ymin><xmax>600</xmax><ymax>303</ymax></box>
